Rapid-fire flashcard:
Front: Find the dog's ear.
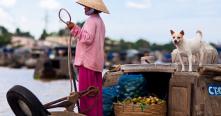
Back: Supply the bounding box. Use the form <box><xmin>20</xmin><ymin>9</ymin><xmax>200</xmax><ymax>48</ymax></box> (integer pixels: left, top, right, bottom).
<box><xmin>180</xmin><ymin>30</ymin><xmax>184</xmax><ymax>35</ymax></box>
<box><xmin>170</xmin><ymin>30</ymin><xmax>174</xmax><ymax>35</ymax></box>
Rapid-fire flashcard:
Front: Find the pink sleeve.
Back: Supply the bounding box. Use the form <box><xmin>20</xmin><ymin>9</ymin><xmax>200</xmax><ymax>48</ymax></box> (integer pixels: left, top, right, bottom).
<box><xmin>70</xmin><ymin>18</ymin><xmax>96</xmax><ymax>45</ymax></box>
<box><xmin>70</xmin><ymin>25</ymin><xmax>81</xmax><ymax>37</ymax></box>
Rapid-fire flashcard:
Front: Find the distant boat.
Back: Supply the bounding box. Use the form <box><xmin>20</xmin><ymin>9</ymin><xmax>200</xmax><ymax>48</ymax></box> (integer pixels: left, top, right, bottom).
<box><xmin>34</xmin><ymin>46</ymin><xmax>76</xmax><ymax>80</ymax></box>
<box><xmin>25</xmin><ymin>48</ymin><xmax>48</xmax><ymax>69</ymax></box>
<box><xmin>0</xmin><ymin>47</ymin><xmax>14</xmax><ymax>66</ymax></box>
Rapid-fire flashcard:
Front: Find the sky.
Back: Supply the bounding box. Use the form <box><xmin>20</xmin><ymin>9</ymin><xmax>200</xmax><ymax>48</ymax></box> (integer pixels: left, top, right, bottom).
<box><xmin>0</xmin><ymin>0</ymin><xmax>221</xmax><ymax>44</ymax></box>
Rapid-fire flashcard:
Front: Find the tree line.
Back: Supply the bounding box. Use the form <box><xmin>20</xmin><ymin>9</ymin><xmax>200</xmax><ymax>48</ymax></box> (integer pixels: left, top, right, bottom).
<box><xmin>0</xmin><ymin>25</ymin><xmax>193</xmax><ymax>52</ymax></box>
<box><xmin>105</xmin><ymin>37</ymin><xmax>175</xmax><ymax>52</ymax></box>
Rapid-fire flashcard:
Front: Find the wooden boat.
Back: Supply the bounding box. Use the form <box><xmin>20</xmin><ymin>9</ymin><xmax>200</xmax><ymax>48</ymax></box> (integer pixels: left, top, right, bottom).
<box><xmin>34</xmin><ymin>46</ymin><xmax>75</xmax><ymax>80</ymax></box>
<box><xmin>25</xmin><ymin>48</ymin><xmax>47</xmax><ymax>69</ymax></box>
<box><xmin>103</xmin><ymin>63</ymin><xmax>221</xmax><ymax>116</ymax></box>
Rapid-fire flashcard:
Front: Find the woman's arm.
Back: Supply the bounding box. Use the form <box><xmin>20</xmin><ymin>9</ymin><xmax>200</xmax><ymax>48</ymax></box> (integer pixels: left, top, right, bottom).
<box><xmin>71</xmin><ymin>18</ymin><xmax>96</xmax><ymax>45</ymax></box>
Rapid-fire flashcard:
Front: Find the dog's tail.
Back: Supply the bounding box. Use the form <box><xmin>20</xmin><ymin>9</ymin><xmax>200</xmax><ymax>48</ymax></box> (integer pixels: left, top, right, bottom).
<box><xmin>196</xmin><ymin>30</ymin><xmax>203</xmax><ymax>41</ymax></box>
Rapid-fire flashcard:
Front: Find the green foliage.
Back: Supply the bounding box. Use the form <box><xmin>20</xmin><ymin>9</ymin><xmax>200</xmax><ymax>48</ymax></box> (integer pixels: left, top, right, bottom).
<box><xmin>58</xmin><ymin>29</ymin><xmax>67</xmax><ymax>36</ymax></box>
<box><xmin>119</xmin><ymin>39</ymin><xmax>133</xmax><ymax>50</ymax></box>
<box><xmin>15</xmin><ymin>28</ymin><xmax>34</xmax><ymax>38</ymax></box>
<box><xmin>162</xmin><ymin>42</ymin><xmax>175</xmax><ymax>51</ymax></box>
<box><xmin>133</xmin><ymin>39</ymin><xmax>150</xmax><ymax>49</ymax></box>
<box><xmin>76</xmin><ymin>21</ymin><xmax>85</xmax><ymax>28</ymax></box>
<box><xmin>149</xmin><ymin>42</ymin><xmax>174</xmax><ymax>51</ymax></box>
<box><xmin>0</xmin><ymin>25</ymin><xmax>176</xmax><ymax>52</ymax></box>
<box><xmin>0</xmin><ymin>26</ymin><xmax>12</xmax><ymax>46</ymax></box>
<box><xmin>39</xmin><ymin>29</ymin><xmax>48</xmax><ymax>40</ymax></box>
<box><xmin>105</xmin><ymin>37</ymin><xmax>175</xmax><ymax>53</ymax></box>
<box><xmin>210</xmin><ymin>42</ymin><xmax>216</xmax><ymax>48</ymax></box>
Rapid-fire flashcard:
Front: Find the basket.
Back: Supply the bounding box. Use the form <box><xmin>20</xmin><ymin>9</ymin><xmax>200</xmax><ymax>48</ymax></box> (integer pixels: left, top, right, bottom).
<box><xmin>114</xmin><ymin>102</ymin><xmax>167</xmax><ymax>116</ymax></box>
<box><xmin>103</xmin><ymin>71</ymin><xmax>123</xmax><ymax>87</ymax></box>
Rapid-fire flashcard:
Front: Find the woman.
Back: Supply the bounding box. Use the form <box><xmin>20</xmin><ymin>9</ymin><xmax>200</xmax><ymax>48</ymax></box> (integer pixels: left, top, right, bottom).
<box><xmin>67</xmin><ymin>0</ymin><xmax>109</xmax><ymax>115</ymax></box>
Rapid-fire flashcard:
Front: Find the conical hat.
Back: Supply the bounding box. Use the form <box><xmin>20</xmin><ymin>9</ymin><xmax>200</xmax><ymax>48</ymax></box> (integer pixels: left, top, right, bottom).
<box><xmin>76</xmin><ymin>0</ymin><xmax>110</xmax><ymax>14</ymax></box>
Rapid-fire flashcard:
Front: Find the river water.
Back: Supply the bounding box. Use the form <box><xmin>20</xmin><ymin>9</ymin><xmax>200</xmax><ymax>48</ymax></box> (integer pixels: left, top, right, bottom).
<box><xmin>0</xmin><ymin>67</ymin><xmax>73</xmax><ymax>116</ymax></box>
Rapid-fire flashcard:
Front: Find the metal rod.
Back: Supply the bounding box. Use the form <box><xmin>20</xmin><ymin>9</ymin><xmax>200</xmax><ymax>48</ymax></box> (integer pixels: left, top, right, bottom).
<box><xmin>44</xmin><ymin>97</ymin><xmax>67</xmax><ymax>109</ymax></box>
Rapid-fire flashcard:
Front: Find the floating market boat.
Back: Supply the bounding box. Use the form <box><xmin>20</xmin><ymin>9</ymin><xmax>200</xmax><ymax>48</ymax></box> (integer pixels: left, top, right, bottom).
<box><xmin>103</xmin><ymin>63</ymin><xmax>221</xmax><ymax>116</ymax></box>
<box><xmin>34</xmin><ymin>46</ymin><xmax>75</xmax><ymax>80</ymax></box>
<box><xmin>6</xmin><ymin>63</ymin><xmax>221</xmax><ymax>116</ymax></box>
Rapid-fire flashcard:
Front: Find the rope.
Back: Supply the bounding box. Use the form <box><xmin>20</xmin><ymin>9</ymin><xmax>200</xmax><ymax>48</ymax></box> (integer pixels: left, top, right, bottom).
<box><xmin>58</xmin><ymin>8</ymin><xmax>74</xmax><ymax>93</ymax></box>
<box><xmin>68</xmin><ymin>35</ymin><xmax>74</xmax><ymax>93</ymax></box>
<box><xmin>58</xmin><ymin>8</ymin><xmax>71</xmax><ymax>25</ymax></box>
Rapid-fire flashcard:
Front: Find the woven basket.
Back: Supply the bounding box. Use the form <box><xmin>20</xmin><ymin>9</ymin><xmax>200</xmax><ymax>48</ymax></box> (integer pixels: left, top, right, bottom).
<box><xmin>103</xmin><ymin>71</ymin><xmax>123</xmax><ymax>87</ymax></box>
<box><xmin>114</xmin><ymin>102</ymin><xmax>167</xmax><ymax>116</ymax></box>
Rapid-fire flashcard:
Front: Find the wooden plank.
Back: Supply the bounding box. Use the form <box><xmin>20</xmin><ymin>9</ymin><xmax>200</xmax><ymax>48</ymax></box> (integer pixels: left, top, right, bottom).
<box><xmin>121</xmin><ymin>64</ymin><xmax>176</xmax><ymax>73</ymax></box>
<box><xmin>169</xmin><ymin>73</ymin><xmax>195</xmax><ymax>116</ymax></box>
<box><xmin>171</xmin><ymin>87</ymin><xmax>188</xmax><ymax>112</ymax></box>
<box><xmin>51</xmin><ymin>111</ymin><xmax>86</xmax><ymax>116</ymax></box>
<box><xmin>213</xmin><ymin>76</ymin><xmax>221</xmax><ymax>82</ymax></box>
<box><xmin>169</xmin><ymin>83</ymin><xmax>192</xmax><ymax>116</ymax></box>
<box><xmin>199</xmin><ymin>65</ymin><xmax>221</xmax><ymax>75</ymax></box>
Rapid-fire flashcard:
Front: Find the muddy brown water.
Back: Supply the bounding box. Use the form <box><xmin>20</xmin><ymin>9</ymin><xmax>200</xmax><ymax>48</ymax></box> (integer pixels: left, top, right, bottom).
<box><xmin>0</xmin><ymin>67</ymin><xmax>74</xmax><ymax>116</ymax></box>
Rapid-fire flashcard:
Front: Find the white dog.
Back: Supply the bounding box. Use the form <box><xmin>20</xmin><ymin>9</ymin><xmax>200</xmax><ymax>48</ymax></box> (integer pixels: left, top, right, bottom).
<box><xmin>170</xmin><ymin>30</ymin><xmax>204</xmax><ymax>72</ymax></box>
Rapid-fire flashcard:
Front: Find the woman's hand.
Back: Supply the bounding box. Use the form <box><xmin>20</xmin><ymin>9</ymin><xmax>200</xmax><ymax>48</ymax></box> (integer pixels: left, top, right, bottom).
<box><xmin>67</xmin><ymin>21</ymin><xmax>75</xmax><ymax>30</ymax></box>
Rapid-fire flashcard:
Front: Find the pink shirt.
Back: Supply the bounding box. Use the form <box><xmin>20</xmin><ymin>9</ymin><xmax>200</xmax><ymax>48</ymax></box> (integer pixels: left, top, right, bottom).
<box><xmin>71</xmin><ymin>14</ymin><xmax>105</xmax><ymax>72</ymax></box>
